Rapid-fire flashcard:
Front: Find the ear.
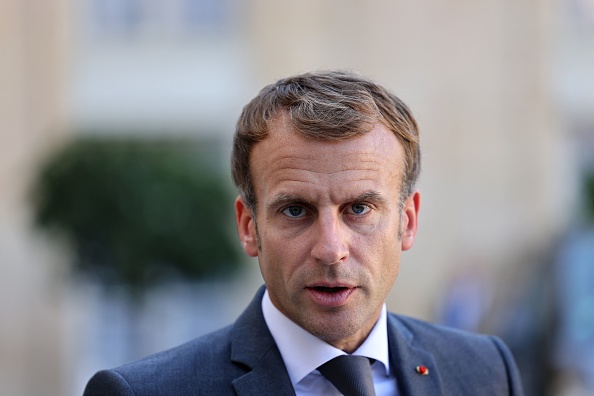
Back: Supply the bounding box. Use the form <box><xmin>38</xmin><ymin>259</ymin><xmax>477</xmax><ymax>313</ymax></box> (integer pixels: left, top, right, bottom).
<box><xmin>400</xmin><ymin>190</ymin><xmax>420</xmax><ymax>251</ymax></box>
<box><xmin>235</xmin><ymin>196</ymin><xmax>259</xmax><ymax>257</ymax></box>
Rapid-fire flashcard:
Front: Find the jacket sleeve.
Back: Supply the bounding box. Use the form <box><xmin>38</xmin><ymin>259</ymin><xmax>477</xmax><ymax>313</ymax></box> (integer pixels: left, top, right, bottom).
<box><xmin>83</xmin><ymin>369</ymin><xmax>135</xmax><ymax>396</ymax></box>
<box><xmin>489</xmin><ymin>336</ymin><xmax>525</xmax><ymax>396</ymax></box>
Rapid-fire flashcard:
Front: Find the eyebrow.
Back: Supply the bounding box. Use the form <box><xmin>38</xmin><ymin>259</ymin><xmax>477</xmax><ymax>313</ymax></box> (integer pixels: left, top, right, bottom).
<box><xmin>267</xmin><ymin>193</ymin><xmax>311</xmax><ymax>211</ymax></box>
<box><xmin>350</xmin><ymin>190</ymin><xmax>386</xmax><ymax>205</ymax></box>
<box><xmin>267</xmin><ymin>190</ymin><xmax>386</xmax><ymax>211</ymax></box>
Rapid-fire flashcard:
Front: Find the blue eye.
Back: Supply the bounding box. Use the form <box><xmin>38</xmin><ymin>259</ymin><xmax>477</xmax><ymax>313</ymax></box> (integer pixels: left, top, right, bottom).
<box><xmin>349</xmin><ymin>203</ymin><xmax>370</xmax><ymax>215</ymax></box>
<box><xmin>283</xmin><ymin>206</ymin><xmax>305</xmax><ymax>218</ymax></box>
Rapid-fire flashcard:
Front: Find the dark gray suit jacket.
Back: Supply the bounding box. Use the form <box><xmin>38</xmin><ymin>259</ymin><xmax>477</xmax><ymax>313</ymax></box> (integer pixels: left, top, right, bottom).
<box><xmin>83</xmin><ymin>286</ymin><xmax>524</xmax><ymax>395</ymax></box>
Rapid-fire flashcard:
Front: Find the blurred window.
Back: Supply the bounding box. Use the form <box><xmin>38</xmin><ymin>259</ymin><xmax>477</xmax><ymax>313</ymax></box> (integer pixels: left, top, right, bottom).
<box><xmin>88</xmin><ymin>0</ymin><xmax>234</xmax><ymax>39</ymax></box>
<box><xmin>568</xmin><ymin>0</ymin><xmax>594</xmax><ymax>31</ymax></box>
<box><xmin>182</xmin><ymin>0</ymin><xmax>227</xmax><ymax>30</ymax></box>
<box><xmin>91</xmin><ymin>0</ymin><xmax>142</xmax><ymax>36</ymax></box>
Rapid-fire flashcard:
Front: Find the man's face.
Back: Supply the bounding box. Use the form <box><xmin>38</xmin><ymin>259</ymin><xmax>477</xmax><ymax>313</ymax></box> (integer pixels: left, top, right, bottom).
<box><xmin>235</xmin><ymin>115</ymin><xmax>420</xmax><ymax>352</ymax></box>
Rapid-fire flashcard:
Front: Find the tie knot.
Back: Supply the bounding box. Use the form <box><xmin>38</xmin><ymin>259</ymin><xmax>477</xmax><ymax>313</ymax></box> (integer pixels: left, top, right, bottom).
<box><xmin>318</xmin><ymin>355</ymin><xmax>376</xmax><ymax>396</ymax></box>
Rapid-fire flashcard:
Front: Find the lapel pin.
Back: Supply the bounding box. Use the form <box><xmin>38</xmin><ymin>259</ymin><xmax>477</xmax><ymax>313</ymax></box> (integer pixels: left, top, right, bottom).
<box><xmin>416</xmin><ymin>365</ymin><xmax>429</xmax><ymax>376</ymax></box>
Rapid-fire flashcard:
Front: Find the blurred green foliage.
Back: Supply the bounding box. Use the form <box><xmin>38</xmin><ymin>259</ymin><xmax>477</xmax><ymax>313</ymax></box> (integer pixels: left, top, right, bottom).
<box><xmin>33</xmin><ymin>137</ymin><xmax>241</xmax><ymax>294</ymax></box>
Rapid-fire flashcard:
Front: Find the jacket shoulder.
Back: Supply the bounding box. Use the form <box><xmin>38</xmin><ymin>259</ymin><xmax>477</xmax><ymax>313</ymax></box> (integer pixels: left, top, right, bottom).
<box><xmin>391</xmin><ymin>313</ymin><xmax>499</xmax><ymax>348</ymax></box>
<box><xmin>389</xmin><ymin>314</ymin><xmax>524</xmax><ymax>395</ymax></box>
<box><xmin>83</xmin><ymin>325</ymin><xmax>244</xmax><ymax>396</ymax></box>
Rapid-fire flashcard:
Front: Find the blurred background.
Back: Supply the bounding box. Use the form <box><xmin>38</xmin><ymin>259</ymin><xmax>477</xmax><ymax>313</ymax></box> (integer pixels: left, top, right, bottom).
<box><xmin>2</xmin><ymin>0</ymin><xmax>594</xmax><ymax>395</ymax></box>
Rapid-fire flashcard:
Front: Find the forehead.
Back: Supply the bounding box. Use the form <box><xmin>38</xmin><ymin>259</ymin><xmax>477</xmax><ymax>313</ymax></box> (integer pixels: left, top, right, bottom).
<box><xmin>249</xmin><ymin>115</ymin><xmax>405</xmax><ymax>202</ymax></box>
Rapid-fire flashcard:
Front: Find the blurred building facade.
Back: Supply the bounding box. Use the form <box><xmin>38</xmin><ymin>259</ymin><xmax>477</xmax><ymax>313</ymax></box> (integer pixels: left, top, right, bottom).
<box><xmin>1</xmin><ymin>0</ymin><xmax>593</xmax><ymax>395</ymax></box>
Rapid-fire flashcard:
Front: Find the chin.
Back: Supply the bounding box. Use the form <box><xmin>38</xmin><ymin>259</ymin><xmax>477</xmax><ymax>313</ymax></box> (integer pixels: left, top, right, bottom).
<box><xmin>303</xmin><ymin>317</ymin><xmax>362</xmax><ymax>343</ymax></box>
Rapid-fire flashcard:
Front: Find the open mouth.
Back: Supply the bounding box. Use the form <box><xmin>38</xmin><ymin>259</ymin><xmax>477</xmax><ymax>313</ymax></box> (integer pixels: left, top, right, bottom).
<box><xmin>313</xmin><ymin>286</ymin><xmax>349</xmax><ymax>293</ymax></box>
<box><xmin>306</xmin><ymin>285</ymin><xmax>356</xmax><ymax>306</ymax></box>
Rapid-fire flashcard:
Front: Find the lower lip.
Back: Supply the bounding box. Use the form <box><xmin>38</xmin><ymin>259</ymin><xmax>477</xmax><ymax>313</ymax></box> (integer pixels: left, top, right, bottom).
<box><xmin>306</xmin><ymin>287</ymin><xmax>357</xmax><ymax>307</ymax></box>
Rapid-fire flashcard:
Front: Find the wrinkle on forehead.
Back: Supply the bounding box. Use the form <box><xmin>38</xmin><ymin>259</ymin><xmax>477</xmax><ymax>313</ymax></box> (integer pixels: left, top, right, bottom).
<box><xmin>270</xmin><ymin>154</ymin><xmax>385</xmax><ymax>176</ymax></box>
<box><xmin>250</xmin><ymin>122</ymin><xmax>405</xmax><ymax>201</ymax></box>
<box><xmin>257</xmin><ymin>135</ymin><xmax>401</xmax><ymax>175</ymax></box>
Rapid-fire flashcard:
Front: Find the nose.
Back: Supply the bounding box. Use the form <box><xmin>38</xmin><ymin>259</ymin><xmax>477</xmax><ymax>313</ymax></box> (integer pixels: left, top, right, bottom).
<box><xmin>311</xmin><ymin>211</ymin><xmax>349</xmax><ymax>265</ymax></box>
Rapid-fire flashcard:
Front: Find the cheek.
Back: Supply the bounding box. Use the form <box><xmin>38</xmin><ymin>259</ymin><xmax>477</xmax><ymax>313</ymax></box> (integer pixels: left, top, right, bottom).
<box><xmin>260</xmin><ymin>231</ymin><xmax>308</xmax><ymax>279</ymax></box>
<box><xmin>368</xmin><ymin>230</ymin><xmax>402</xmax><ymax>278</ymax></box>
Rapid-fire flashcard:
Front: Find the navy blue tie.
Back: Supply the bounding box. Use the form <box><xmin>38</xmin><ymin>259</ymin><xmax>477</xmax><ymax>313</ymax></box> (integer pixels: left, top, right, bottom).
<box><xmin>318</xmin><ymin>355</ymin><xmax>376</xmax><ymax>396</ymax></box>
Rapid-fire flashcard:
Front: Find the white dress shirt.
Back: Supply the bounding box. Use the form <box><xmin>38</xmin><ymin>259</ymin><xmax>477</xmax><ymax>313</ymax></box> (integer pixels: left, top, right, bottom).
<box><xmin>262</xmin><ymin>290</ymin><xmax>398</xmax><ymax>395</ymax></box>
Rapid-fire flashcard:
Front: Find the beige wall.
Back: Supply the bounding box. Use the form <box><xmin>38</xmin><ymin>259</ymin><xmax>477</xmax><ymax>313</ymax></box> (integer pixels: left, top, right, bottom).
<box><xmin>0</xmin><ymin>0</ymin><xmax>70</xmax><ymax>395</ymax></box>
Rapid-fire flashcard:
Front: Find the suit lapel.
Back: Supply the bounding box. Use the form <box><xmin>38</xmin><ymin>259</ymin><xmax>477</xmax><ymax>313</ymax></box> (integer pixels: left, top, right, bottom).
<box><xmin>228</xmin><ymin>288</ymin><xmax>447</xmax><ymax>396</ymax></box>
<box><xmin>387</xmin><ymin>314</ymin><xmax>445</xmax><ymax>396</ymax></box>
<box><xmin>230</xmin><ymin>286</ymin><xmax>296</xmax><ymax>396</ymax></box>
<box><xmin>231</xmin><ymin>349</ymin><xmax>296</xmax><ymax>396</ymax></box>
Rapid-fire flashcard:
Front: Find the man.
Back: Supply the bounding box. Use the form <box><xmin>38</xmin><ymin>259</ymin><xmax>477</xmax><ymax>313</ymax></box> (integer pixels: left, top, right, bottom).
<box><xmin>84</xmin><ymin>71</ymin><xmax>524</xmax><ymax>395</ymax></box>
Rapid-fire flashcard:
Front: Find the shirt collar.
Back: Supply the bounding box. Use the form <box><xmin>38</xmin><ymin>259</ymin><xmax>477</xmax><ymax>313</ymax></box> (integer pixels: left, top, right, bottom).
<box><xmin>262</xmin><ymin>289</ymin><xmax>390</xmax><ymax>387</ymax></box>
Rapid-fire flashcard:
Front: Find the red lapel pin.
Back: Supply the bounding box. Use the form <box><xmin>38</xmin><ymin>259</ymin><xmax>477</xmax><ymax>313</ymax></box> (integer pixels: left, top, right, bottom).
<box><xmin>416</xmin><ymin>365</ymin><xmax>429</xmax><ymax>376</ymax></box>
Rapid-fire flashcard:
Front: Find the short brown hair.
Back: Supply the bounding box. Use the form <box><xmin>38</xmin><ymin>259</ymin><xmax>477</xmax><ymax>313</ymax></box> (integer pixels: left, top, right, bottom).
<box><xmin>231</xmin><ymin>70</ymin><xmax>420</xmax><ymax>211</ymax></box>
